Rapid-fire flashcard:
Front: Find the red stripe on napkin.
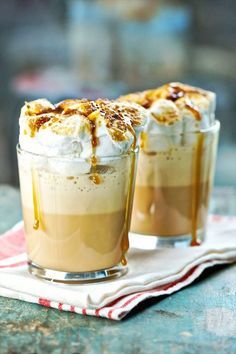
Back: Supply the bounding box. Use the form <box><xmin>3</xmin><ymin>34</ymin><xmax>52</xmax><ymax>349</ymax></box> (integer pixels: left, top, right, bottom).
<box><xmin>58</xmin><ymin>303</ymin><xmax>63</xmax><ymax>311</ymax></box>
<box><xmin>82</xmin><ymin>308</ymin><xmax>87</xmax><ymax>315</ymax></box>
<box><xmin>38</xmin><ymin>298</ymin><xmax>51</xmax><ymax>307</ymax></box>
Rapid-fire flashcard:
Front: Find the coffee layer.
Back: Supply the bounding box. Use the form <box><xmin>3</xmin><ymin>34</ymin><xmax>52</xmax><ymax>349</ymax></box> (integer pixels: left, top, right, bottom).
<box><xmin>131</xmin><ymin>183</ymin><xmax>210</xmax><ymax>236</ymax></box>
<box><xmin>23</xmin><ymin>208</ymin><xmax>127</xmax><ymax>272</ymax></box>
<box><xmin>18</xmin><ymin>156</ymin><xmax>130</xmax><ymax>214</ymax></box>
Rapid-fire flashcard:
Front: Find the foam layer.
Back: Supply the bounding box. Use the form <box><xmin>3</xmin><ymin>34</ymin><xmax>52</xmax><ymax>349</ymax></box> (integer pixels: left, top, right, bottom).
<box><xmin>18</xmin><ymin>154</ymin><xmax>131</xmax><ymax>214</ymax></box>
<box><xmin>19</xmin><ymin>98</ymin><xmax>147</xmax><ymax>158</ymax></box>
<box><xmin>135</xmin><ymin>144</ymin><xmax>215</xmax><ymax>187</ymax></box>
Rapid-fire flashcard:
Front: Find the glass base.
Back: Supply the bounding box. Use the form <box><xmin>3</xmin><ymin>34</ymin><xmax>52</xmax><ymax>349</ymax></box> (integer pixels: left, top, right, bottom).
<box><xmin>129</xmin><ymin>229</ymin><xmax>205</xmax><ymax>249</ymax></box>
<box><xmin>28</xmin><ymin>260</ymin><xmax>128</xmax><ymax>283</ymax></box>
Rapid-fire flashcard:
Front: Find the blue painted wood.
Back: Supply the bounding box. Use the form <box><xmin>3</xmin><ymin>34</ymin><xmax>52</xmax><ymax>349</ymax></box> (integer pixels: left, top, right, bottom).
<box><xmin>0</xmin><ymin>185</ymin><xmax>236</xmax><ymax>354</ymax></box>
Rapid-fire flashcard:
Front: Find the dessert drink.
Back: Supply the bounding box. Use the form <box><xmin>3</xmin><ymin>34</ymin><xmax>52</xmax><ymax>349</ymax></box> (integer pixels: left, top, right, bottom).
<box><xmin>17</xmin><ymin>98</ymin><xmax>147</xmax><ymax>281</ymax></box>
<box><xmin>119</xmin><ymin>83</ymin><xmax>220</xmax><ymax>246</ymax></box>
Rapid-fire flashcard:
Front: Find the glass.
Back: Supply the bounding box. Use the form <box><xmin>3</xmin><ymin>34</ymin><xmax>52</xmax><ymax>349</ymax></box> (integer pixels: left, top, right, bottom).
<box><xmin>130</xmin><ymin>121</ymin><xmax>220</xmax><ymax>248</ymax></box>
<box><xmin>17</xmin><ymin>145</ymin><xmax>137</xmax><ymax>282</ymax></box>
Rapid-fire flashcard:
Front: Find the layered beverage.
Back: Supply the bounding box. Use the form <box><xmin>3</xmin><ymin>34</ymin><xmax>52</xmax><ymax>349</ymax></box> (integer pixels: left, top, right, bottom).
<box><xmin>17</xmin><ymin>98</ymin><xmax>147</xmax><ymax>281</ymax></box>
<box><xmin>119</xmin><ymin>83</ymin><xmax>220</xmax><ymax>246</ymax></box>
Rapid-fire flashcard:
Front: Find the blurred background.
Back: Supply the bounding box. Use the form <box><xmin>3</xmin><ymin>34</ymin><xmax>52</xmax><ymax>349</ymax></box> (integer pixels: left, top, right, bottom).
<box><xmin>0</xmin><ymin>0</ymin><xmax>235</xmax><ymax>186</ymax></box>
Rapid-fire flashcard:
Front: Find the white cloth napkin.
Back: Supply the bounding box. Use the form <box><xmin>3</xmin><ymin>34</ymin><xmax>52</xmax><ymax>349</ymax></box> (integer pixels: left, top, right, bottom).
<box><xmin>0</xmin><ymin>215</ymin><xmax>236</xmax><ymax>320</ymax></box>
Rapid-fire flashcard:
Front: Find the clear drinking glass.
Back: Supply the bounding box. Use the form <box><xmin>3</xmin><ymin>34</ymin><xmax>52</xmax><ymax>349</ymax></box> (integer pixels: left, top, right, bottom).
<box><xmin>130</xmin><ymin>121</ymin><xmax>220</xmax><ymax>248</ymax></box>
<box><xmin>17</xmin><ymin>145</ymin><xmax>137</xmax><ymax>282</ymax></box>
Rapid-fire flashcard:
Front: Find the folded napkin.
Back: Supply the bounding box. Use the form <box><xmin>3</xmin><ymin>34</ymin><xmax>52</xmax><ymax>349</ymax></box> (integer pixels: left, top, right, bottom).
<box><xmin>0</xmin><ymin>215</ymin><xmax>236</xmax><ymax>320</ymax></box>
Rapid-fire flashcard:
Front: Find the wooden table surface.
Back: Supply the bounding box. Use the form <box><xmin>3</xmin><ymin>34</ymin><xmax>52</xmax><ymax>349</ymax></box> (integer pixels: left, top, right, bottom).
<box><xmin>0</xmin><ymin>185</ymin><xmax>236</xmax><ymax>354</ymax></box>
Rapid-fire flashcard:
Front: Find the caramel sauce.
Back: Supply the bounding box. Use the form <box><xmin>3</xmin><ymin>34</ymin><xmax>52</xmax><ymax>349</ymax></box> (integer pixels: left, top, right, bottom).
<box><xmin>167</xmin><ymin>85</ymin><xmax>185</xmax><ymax>102</ymax></box>
<box><xmin>89</xmin><ymin>173</ymin><xmax>102</xmax><ymax>185</ymax></box>
<box><xmin>185</xmin><ymin>99</ymin><xmax>201</xmax><ymax>121</ymax></box>
<box><xmin>126</xmin><ymin>124</ymin><xmax>137</xmax><ymax>150</ymax></box>
<box><xmin>29</xmin><ymin>116</ymin><xmax>51</xmax><ymax>137</ymax></box>
<box><xmin>166</xmin><ymin>84</ymin><xmax>201</xmax><ymax>122</ymax></box>
<box><xmin>32</xmin><ymin>169</ymin><xmax>40</xmax><ymax>230</ymax></box>
<box><xmin>121</xmin><ymin>255</ymin><xmax>127</xmax><ymax>266</ymax></box>
<box><xmin>25</xmin><ymin>104</ymin><xmax>54</xmax><ymax>117</ymax></box>
<box><xmin>140</xmin><ymin>131</ymin><xmax>148</xmax><ymax>150</ymax></box>
<box><xmin>88</xmin><ymin>110</ymin><xmax>98</xmax><ymax>148</ymax></box>
<box><xmin>121</xmin><ymin>151</ymin><xmax>137</xmax><ymax>263</ymax></box>
<box><xmin>31</xmin><ymin>169</ymin><xmax>46</xmax><ymax>232</ymax></box>
<box><xmin>109</xmin><ymin>128</ymin><xmax>126</xmax><ymax>142</ymax></box>
<box><xmin>119</xmin><ymin>90</ymin><xmax>154</xmax><ymax>109</ymax></box>
<box><xmin>90</xmin><ymin>154</ymin><xmax>98</xmax><ymax>167</ymax></box>
<box><xmin>87</xmin><ymin>108</ymin><xmax>102</xmax><ymax>185</ymax></box>
<box><xmin>191</xmin><ymin>133</ymin><xmax>204</xmax><ymax>246</ymax></box>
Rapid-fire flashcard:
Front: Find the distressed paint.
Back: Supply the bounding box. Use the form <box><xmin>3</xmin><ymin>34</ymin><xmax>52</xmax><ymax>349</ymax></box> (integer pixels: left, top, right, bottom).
<box><xmin>0</xmin><ymin>185</ymin><xmax>236</xmax><ymax>354</ymax></box>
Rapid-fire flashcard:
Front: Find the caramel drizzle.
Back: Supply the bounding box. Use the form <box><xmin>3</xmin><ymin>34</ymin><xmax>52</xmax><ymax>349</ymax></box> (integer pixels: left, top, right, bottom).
<box><xmin>31</xmin><ymin>169</ymin><xmax>40</xmax><ymax>230</ymax></box>
<box><xmin>121</xmin><ymin>150</ymin><xmax>137</xmax><ymax>265</ymax></box>
<box><xmin>87</xmin><ymin>108</ymin><xmax>102</xmax><ymax>185</ymax></box>
<box><xmin>191</xmin><ymin>133</ymin><xmax>204</xmax><ymax>246</ymax></box>
<box><xmin>166</xmin><ymin>85</ymin><xmax>185</xmax><ymax>102</ymax></box>
<box><xmin>126</xmin><ymin>124</ymin><xmax>137</xmax><ymax>150</ymax></box>
<box><xmin>121</xmin><ymin>122</ymin><xmax>137</xmax><ymax>264</ymax></box>
<box><xmin>168</xmin><ymin>84</ymin><xmax>204</xmax><ymax>245</ymax></box>
<box><xmin>140</xmin><ymin>131</ymin><xmax>148</xmax><ymax>150</ymax></box>
<box><xmin>25</xmin><ymin>103</ymin><xmax>54</xmax><ymax>117</ymax></box>
<box><xmin>90</xmin><ymin>154</ymin><xmax>98</xmax><ymax>166</ymax></box>
<box><xmin>29</xmin><ymin>116</ymin><xmax>51</xmax><ymax>137</ymax></box>
<box><xmin>185</xmin><ymin>98</ymin><xmax>201</xmax><ymax>121</ymax></box>
<box><xmin>166</xmin><ymin>84</ymin><xmax>204</xmax><ymax>246</ymax></box>
<box><xmin>89</xmin><ymin>173</ymin><xmax>101</xmax><ymax>185</ymax></box>
<box><xmin>166</xmin><ymin>84</ymin><xmax>202</xmax><ymax>122</ymax></box>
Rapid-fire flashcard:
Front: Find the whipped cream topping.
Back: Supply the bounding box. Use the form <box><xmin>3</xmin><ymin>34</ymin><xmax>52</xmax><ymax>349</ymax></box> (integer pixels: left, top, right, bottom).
<box><xmin>118</xmin><ymin>82</ymin><xmax>216</xmax><ymax>136</ymax></box>
<box><xmin>19</xmin><ymin>98</ymin><xmax>148</xmax><ymax>158</ymax></box>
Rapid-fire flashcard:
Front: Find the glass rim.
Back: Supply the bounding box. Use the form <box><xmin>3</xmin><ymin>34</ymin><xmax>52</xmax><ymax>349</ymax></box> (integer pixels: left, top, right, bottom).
<box><xmin>16</xmin><ymin>144</ymin><xmax>139</xmax><ymax>161</ymax></box>
<box><xmin>147</xmin><ymin>119</ymin><xmax>220</xmax><ymax>137</ymax></box>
